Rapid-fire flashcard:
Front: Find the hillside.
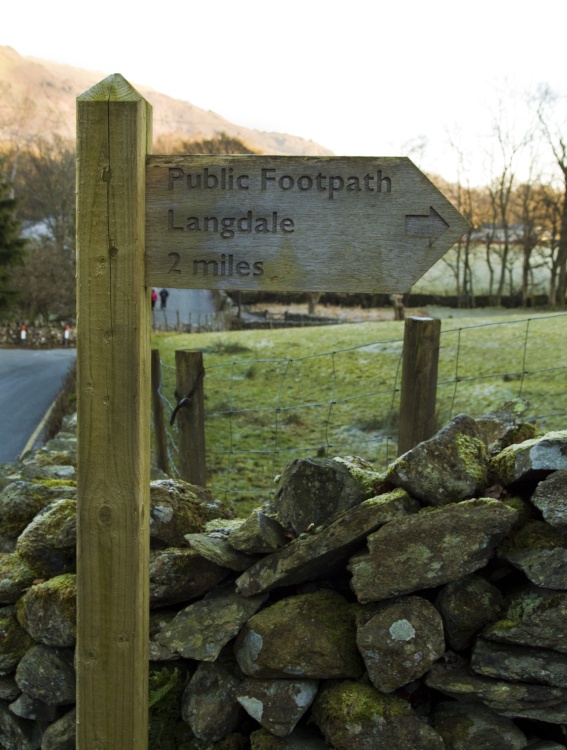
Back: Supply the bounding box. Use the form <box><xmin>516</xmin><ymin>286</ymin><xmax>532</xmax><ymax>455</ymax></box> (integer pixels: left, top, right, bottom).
<box><xmin>0</xmin><ymin>46</ymin><xmax>333</xmax><ymax>156</ymax></box>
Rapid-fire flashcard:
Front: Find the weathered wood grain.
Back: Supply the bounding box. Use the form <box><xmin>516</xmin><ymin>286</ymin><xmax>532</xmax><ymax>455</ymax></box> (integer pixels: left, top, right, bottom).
<box><xmin>145</xmin><ymin>155</ymin><xmax>470</xmax><ymax>293</ymax></box>
<box><xmin>76</xmin><ymin>74</ymin><xmax>152</xmax><ymax>749</ymax></box>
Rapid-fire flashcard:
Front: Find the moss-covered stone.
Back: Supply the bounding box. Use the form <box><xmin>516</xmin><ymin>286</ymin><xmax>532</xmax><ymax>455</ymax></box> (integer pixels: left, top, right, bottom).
<box><xmin>0</xmin><ymin>605</ymin><xmax>35</xmax><ymax>674</ymax></box>
<box><xmin>235</xmin><ymin>590</ymin><xmax>363</xmax><ymax>679</ymax></box>
<box><xmin>386</xmin><ymin>414</ymin><xmax>489</xmax><ymax>506</ymax></box>
<box><xmin>16</xmin><ymin>498</ymin><xmax>76</xmax><ymax>576</ymax></box>
<box><xmin>490</xmin><ymin>430</ymin><xmax>567</xmax><ymax>486</ymax></box>
<box><xmin>0</xmin><ymin>481</ymin><xmax>55</xmax><ymax>538</ymax></box>
<box><xmin>16</xmin><ymin>574</ymin><xmax>76</xmax><ymax>647</ymax></box>
<box><xmin>312</xmin><ymin>681</ymin><xmax>444</xmax><ymax>749</ymax></box>
<box><xmin>0</xmin><ymin>552</ymin><xmax>39</xmax><ymax>604</ymax></box>
<box><xmin>149</xmin><ymin>479</ymin><xmax>234</xmax><ymax>548</ymax></box>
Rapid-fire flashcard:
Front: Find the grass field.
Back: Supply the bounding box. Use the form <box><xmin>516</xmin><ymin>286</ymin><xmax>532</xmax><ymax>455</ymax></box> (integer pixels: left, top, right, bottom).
<box><xmin>152</xmin><ymin>310</ymin><xmax>567</xmax><ymax>516</ymax></box>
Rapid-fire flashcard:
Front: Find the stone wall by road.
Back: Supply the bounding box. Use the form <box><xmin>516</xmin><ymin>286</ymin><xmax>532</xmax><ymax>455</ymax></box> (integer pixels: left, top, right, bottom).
<box><xmin>1</xmin><ymin>405</ymin><xmax>567</xmax><ymax>749</ymax></box>
<box><xmin>0</xmin><ymin>326</ymin><xmax>76</xmax><ymax>349</ymax></box>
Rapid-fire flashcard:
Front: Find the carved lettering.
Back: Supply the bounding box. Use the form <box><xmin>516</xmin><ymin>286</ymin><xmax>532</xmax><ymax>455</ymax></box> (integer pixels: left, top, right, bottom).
<box><xmin>167</xmin><ymin>209</ymin><xmax>294</xmax><ymax>239</ymax></box>
<box><xmin>191</xmin><ymin>255</ymin><xmax>264</xmax><ymax>277</ymax></box>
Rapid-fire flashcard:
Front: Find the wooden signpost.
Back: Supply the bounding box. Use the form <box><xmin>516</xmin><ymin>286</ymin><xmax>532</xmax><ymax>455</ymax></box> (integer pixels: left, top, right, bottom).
<box><xmin>146</xmin><ymin>154</ymin><xmax>468</xmax><ymax>292</ymax></box>
<box><xmin>76</xmin><ymin>74</ymin><xmax>469</xmax><ymax>749</ymax></box>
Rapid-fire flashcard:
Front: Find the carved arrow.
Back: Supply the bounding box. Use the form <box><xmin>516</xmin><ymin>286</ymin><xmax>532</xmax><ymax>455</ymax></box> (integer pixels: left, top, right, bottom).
<box><xmin>405</xmin><ymin>207</ymin><xmax>449</xmax><ymax>246</ymax></box>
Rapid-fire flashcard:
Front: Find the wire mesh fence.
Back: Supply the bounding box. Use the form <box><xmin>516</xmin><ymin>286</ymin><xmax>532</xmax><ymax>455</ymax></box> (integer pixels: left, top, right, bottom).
<box><xmin>152</xmin><ymin>312</ymin><xmax>567</xmax><ymax>508</ymax></box>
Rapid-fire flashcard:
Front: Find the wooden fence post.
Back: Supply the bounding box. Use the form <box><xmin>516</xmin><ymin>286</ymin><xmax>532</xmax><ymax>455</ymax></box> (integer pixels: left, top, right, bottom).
<box><xmin>151</xmin><ymin>349</ymin><xmax>170</xmax><ymax>475</ymax></box>
<box><xmin>175</xmin><ymin>350</ymin><xmax>206</xmax><ymax>486</ymax></box>
<box><xmin>76</xmin><ymin>74</ymin><xmax>151</xmax><ymax>749</ymax></box>
<box><xmin>397</xmin><ymin>316</ymin><xmax>441</xmax><ymax>455</ymax></box>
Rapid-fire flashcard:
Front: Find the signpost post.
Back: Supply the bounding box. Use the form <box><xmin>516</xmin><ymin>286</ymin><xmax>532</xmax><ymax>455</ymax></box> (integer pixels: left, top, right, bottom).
<box><xmin>76</xmin><ymin>74</ymin><xmax>470</xmax><ymax>749</ymax></box>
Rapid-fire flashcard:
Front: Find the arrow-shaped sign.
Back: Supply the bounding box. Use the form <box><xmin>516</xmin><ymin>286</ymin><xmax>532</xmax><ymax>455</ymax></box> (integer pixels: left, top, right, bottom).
<box><xmin>145</xmin><ymin>156</ymin><xmax>471</xmax><ymax>294</ymax></box>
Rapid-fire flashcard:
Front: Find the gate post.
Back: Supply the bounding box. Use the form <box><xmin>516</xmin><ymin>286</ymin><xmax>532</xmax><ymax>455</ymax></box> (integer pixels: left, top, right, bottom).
<box><xmin>397</xmin><ymin>316</ymin><xmax>441</xmax><ymax>455</ymax></box>
<box><xmin>76</xmin><ymin>74</ymin><xmax>152</xmax><ymax>749</ymax></box>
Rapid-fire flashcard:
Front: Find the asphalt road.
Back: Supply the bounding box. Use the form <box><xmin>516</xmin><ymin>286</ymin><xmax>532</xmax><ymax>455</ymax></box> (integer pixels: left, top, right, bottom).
<box><xmin>0</xmin><ymin>348</ymin><xmax>76</xmax><ymax>463</ymax></box>
<box><xmin>151</xmin><ymin>288</ymin><xmax>215</xmax><ymax>326</ymax></box>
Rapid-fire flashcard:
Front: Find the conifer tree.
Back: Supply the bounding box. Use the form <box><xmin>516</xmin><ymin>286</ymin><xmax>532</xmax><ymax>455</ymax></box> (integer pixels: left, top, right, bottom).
<box><xmin>0</xmin><ymin>163</ymin><xmax>26</xmax><ymax>309</ymax></box>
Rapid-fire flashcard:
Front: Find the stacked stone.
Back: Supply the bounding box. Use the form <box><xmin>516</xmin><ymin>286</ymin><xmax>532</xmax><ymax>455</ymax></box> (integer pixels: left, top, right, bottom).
<box><xmin>0</xmin><ymin>326</ymin><xmax>76</xmax><ymax>349</ymax></box>
<box><xmin>1</xmin><ymin>406</ymin><xmax>567</xmax><ymax>749</ymax></box>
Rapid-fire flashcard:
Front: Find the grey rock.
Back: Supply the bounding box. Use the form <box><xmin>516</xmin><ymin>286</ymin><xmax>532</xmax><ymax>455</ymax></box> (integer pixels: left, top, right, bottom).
<box><xmin>181</xmin><ymin>661</ymin><xmax>243</xmax><ymax>742</ymax></box>
<box><xmin>21</xmin><ymin>465</ymin><xmax>76</xmax><ymax>482</ymax></box>
<box><xmin>236</xmin><ymin>678</ymin><xmax>318</xmax><ymax>737</ymax></box>
<box><xmin>149</xmin><ymin>478</ymin><xmax>234</xmax><ymax>548</ymax></box>
<box><xmin>435</xmin><ymin>575</ymin><xmax>505</xmax><ymax>651</ymax></box>
<box><xmin>157</xmin><ymin>586</ymin><xmax>267</xmax><ymax>661</ymax></box>
<box><xmin>9</xmin><ymin>692</ymin><xmax>58</xmax><ymax>721</ymax></box>
<box><xmin>150</xmin><ymin>547</ymin><xmax>228</xmax><ymax>605</ymax></box>
<box><xmin>0</xmin><ymin>462</ymin><xmax>22</xmax><ymax>492</ymax></box>
<box><xmin>0</xmin><ymin>481</ymin><xmax>55</xmax><ymax>538</ymax></box>
<box><xmin>40</xmin><ymin>707</ymin><xmax>76</xmax><ymax>750</ymax></box>
<box><xmin>16</xmin><ymin>574</ymin><xmax>76</xmax><ymax>647</ymax></box>
<box><xmin>426</xmin><ymin>662</ymin><xmax>567</xmax><ymax>723</ymax></box>
<box><xmin>149</xmin><ymin>611</ymin><xmax>179</xmax><ymax>661</ymax></box>
<box><xmin>499</xmin><ymin>521</ymin><xmax>567</xmax><ymax>589</ymax></box>
<box><xmin>0</xmin><ymin>606</ymin><xmax>34</xmax><ymax>675</ymax></box>
<box><xmin>184</xmin><ymin>533</ymin><xmax>258</xmax><ymax>572</ymax></box>
<box><xmin>475</xmin><ymin>399</ymin><xmax>537</xmax><ymax>453</ymax></box>
<box><xmin>0</xmin><ymin>553</ymin><xmax>38</xmax><ymax>604</ymax></box>
<box><xmin>386</xmin><ymin>414</ymin><xmax>489</xmax><ymax>506</ymax></box>
<box><xmin>236</xmin><ymin>489</ymin><xmax>419</xmax><ymax>597</ymax></box>
<box><xmin>349</xmin><ymin>498</ymin><xmax>518</xmax><ymax>603</ymax></box>
<box><xmin>490</xmin><ymin>431</ymin><xmax>567</xmax><ymax>486</ymax></box>
<box><xmin>16</xmin><ymin>499</ymin><xmax>76</xmax><ymax>577</ymax></box>
<box><xmin>430</xmin><ymin>700</ymin><xmax>527</xmax><ymax>749</ymax></box>
<box><xmin>483</xmin><ymin>586</ymin><xmax>567</xmax><ymax>653</ymax></box>
<box><xmin>0</xmin><ymin>700</ymin><xmax>42</xmax><ymax>750</ymax></box>
<box><xmin>271</xmin><ymin>456</ymin><xmax>384</xmax><ymax>535</ymax></box>
<box><xmin>0</xmin><ymin>675</ymin><xmax>19</xmax><ymax>701</ymax></box>
<box><xmin>15</xmin><ymin>645</ymin><xmax>75</xmax><ymax>706</ymax></box>
<box><xmin>356</xmin><ymin>595</ymin><xmax>445</xmax><ymax>692</ymax></box>
<box><xmin>312</xmin><ymin>680</ymin><xmax>445</xmax><ymax>750</ymax></box>
<box><xmin>472</xmin><ymin>638</ymin><xmax>567</xmax><ymax>688</ymax></box>
<box><xmin>532</xmin><ymin>470</ymin><xmax>567</xmax><ymax>529</ymax></box>
<box><xmin>234</xmin><ymin>590</ymin><xmax>363</xmax><ymax>679</ymax></box>
<box><xmin>227</xmin><ymin>509</ymin><xmax>289</xmax><ymax>554</ymax></box>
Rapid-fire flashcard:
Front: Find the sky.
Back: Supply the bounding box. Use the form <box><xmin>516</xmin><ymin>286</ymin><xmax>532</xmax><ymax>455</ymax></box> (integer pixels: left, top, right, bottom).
<box><xmin>3</xmin><ymin>0</ymin><xmax>567</xmax><ymax>186</ymax></box>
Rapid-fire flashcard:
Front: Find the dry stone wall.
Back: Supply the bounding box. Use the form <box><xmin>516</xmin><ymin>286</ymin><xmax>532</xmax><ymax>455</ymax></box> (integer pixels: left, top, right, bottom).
<box><xmin>1</xmin><ymin>405</ymin><xmax>567</xmax><ymax>749</ymax></box>
<box><xmin>0</xmin><ymin>326</ymin><xmax>76</xmax><ymax>349</ymax></box>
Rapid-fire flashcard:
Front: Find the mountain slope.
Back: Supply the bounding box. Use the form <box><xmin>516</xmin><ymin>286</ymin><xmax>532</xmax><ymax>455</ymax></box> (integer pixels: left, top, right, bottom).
<box><xmin>0</xmin><ymin>46</ymin><xmax>333</xmax><ymax>156</ymax></box>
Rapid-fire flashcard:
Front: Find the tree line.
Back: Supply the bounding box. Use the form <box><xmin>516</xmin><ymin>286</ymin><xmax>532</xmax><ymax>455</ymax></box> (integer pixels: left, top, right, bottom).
<box><xmin>0</xmin><ymin>85</ymin><xmax>566</xmax><ymax>320</ymax></box>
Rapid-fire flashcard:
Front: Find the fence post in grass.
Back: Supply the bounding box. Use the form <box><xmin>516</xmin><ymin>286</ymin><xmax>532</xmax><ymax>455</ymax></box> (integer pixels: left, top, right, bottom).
<box><xmin>76</xmin><ymin>75</ymin><xmax>151</xmax><ymax>749</ymax></box>
<box><xmin>175</xmin><ymin>349</ymin><xmax>206</xmax><ymax>486</ymax></box>
<box><xmin>398</xmin><ymin>316</ymin><xmax>441</xmax><ymax>455</ymax></box>
<box><xmin>151</xmin><ymin>349</ymin><xmax>170</xmax><ymax>475</ymax></box>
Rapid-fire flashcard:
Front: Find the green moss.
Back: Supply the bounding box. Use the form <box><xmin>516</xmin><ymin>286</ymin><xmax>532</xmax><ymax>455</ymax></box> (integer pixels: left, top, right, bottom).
<box><xmin>314</xmin><ymin>681</ymin><xmax>410</xmax><ymax>743</ymax></box>
<box><xmin>250</xmin><ymin>729</ymin><xmax>286</xmax><ymax>750</ymax></box>
<box><xmin>34</xmin><ymin>451</ymin><xmax>75</xmax><ymax>467</ymax></box>
<box><xmin>32</xmin><ymin>479</ymin><xmax>77</xmax><ymax>488</ymax></box>
<box><xmin>490</xmin><ymin>439</ymin><xmax>538</xmax><ymax>485</ymax></box>
<box><xmin>454</xmin><ymin>433</ymin><xmax>488</xmax><ymax>483</ymax></box>
<box><xmin>500</xmin><ymin>520</ymin><xmax>565</xmax><ymax>558</ymax></box>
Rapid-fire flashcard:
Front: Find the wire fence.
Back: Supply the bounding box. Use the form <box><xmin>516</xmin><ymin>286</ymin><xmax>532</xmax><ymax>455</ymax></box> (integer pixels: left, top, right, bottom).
<box><xmin>153</xmin><ymin>312</ymin><xmax>567</xmax><ymax>508</ymax></box>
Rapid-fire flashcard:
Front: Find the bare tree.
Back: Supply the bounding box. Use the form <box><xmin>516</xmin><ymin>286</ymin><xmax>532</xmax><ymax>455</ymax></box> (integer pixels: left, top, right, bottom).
<box><xmin>536</xmin><ymin>85</ymin><xmax>567</xmax><ymax>305</ymax></box>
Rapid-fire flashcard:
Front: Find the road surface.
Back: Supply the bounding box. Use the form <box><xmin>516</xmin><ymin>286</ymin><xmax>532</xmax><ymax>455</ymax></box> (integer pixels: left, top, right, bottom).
<box><xmin>0</xmin><ymin>348</ymin><xmax>76</xmax><ymax>463</ymax></box>
<box><xmin>151</xmin><ymin>288</ymin><xmax>216</xmax><ymax>327</ymax></box>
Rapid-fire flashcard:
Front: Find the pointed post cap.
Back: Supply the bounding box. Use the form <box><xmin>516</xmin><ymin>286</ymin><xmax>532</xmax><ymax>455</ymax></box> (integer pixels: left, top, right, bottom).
<box><xmin>78</xmin><ymin>73</ymin><xmax>145</xmax><ymax>102</ymax></box>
